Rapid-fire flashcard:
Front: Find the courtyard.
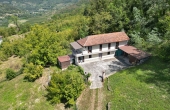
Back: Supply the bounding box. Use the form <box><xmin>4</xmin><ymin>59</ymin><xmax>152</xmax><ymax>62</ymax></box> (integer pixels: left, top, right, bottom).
<box><xmin>80</xmin><ymin>57</ymin><xmax>130</xmax><ymax>89</ymax></box>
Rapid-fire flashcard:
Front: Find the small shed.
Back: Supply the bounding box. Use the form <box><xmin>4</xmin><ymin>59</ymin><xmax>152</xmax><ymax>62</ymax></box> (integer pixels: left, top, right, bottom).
<box><xmin>58</xmin><ymin>55</ymin><xmax>71</xmax><ymax>70</ymax></box>
<box><xmin>119</xmin><ymin>46</ymin><xmax>150</xmax><ymax>64</ymax></box>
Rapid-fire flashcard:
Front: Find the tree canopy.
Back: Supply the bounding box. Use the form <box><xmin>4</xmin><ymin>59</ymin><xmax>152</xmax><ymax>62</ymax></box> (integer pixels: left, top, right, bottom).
<box><xmin>46</xmin><ymin>66</ymin><xmax>85</xmax><ymax>107</ymax></box>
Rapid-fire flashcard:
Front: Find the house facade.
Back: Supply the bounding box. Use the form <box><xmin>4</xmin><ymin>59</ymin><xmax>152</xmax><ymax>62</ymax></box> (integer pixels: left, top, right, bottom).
<box><xmin>70</xmin><ymin>32</ymin><xmax>129</xmax><ymax>65</ymax></box>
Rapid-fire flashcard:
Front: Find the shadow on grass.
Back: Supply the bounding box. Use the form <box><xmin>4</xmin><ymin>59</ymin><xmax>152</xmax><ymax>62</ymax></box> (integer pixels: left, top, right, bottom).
<box><xmin>125</xmin><ymin>56</ymin><xmax>170</xmax><ymax>94</ymax></box>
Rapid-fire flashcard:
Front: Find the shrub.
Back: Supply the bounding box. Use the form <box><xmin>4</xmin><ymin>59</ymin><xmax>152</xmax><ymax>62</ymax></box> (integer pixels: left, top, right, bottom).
<box><xmin>23</xmin><ymin>63</ymin><xmax>43</xmax><ymax>82</ymax></box>
<box><xmin>47</xmin><ymin>70</ymin><xmax>85</xmax><ymax>107</ymax></box>
<box><xmin>67</xmin><ymin>65</ymin><xmax>76</xmax><ymax>70</ymax></box>
<box><xmin>6</xmin><ymin>68</ymin><xmax>16</xmax><ymax>80</ymax></box>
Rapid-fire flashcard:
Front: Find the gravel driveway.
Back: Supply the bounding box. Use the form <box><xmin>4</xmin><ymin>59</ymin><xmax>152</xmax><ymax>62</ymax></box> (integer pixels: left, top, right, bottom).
<box><xmin>80</xmin><ymin>58</ymin><xmax>129</xmax><ymax>89</ymax></box>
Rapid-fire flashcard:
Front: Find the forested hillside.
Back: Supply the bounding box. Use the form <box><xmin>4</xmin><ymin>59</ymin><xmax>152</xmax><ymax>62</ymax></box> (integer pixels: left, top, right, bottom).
<box><xmin>83</xmin><ymin>0</ymin><xmax>170</xmax><ymax>61</ymax></box>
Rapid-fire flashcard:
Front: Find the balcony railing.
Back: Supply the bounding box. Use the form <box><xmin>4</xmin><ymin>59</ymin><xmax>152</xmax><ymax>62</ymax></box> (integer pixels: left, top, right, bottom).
<box><xmin>72</xmin><ymin>48</ymin><xmax>117</xmax><ymax>57</ymax></box>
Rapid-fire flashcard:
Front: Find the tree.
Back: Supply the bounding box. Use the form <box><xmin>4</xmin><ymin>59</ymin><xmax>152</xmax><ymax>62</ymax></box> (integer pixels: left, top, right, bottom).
<box><xmin>10</xmin><ymin>15</ymin><xmax>20</xmax><ymax>32</ymax></box>
<box><xmin>47</xmin><ymin>69</ymin><xmax>85</xmax><ymax>107</ymax></box>
<box><xmin>24</xmin><ymin>63</ymin><xmax>43</xmax><ymax>82</ymax></box>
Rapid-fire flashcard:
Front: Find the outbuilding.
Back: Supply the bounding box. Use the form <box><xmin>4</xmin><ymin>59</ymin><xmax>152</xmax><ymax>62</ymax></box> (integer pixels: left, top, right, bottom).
<box><xmin>119</xmin><ymin>46</ymin><xmax>150</xmax><ymax>64</ymax></box>
<box><xmin>57</xmin><ymin>55</ymin><xmax>71</xmax><ymax>70</ymax></box>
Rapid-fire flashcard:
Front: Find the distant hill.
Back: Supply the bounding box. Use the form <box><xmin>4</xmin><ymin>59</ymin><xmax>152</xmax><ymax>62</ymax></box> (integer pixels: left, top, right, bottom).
<box><xmin>0</xmin><ymin>0</ymin><xmax>80</xmax><ymax>26</ymax></box>
<box><xmin>0</xmin><ymin>0</ymin><xmax>79</xmax><ymax>12</ymax></box>
<box><xmin>0</xmin><ymin>3</ymin><xmax>20</xmax><ymax>16</ymax></box>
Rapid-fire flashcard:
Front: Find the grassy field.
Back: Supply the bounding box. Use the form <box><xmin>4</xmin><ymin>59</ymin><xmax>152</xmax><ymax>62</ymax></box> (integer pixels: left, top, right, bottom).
<box><xmin>103</xmin><ymin>57</ymin><xmax>170</xmax><ymax>110</ymax></box>
<box><xmin>0</xmin><ymin>74</ymin><xmax>55</xmax><ymax>110</ymax></box>
<box><xmin>0</xmin><ymin>57</ymin><xmax>65</xmax><ymax>110</ymax></box>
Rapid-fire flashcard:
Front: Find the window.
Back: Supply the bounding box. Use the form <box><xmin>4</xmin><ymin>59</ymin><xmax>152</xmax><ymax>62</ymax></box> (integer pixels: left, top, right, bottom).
<box><xmin>89</xmin><ymin>55</ymin><xmax>92</xmax><ymax>58</ymax></box>
<box><xmin>116</xmin><ymin>42</ymin><xmax>119</xmax><ymax>49</ymax></box>
<box><xmin>88</xmin><ymin>46</ymin><xmax>92</xmax><ymax>53</ymax></box>
<box><xmin>107</xmin><ymin>52</ymin><xmax>110</xmax><ymax>55</ymax></box>
<box><xmin>100</xmin><ymin>44</ymin><xmax>102</xmax><ymax>51</ymax></box>
<box><xmin>108</xmin><ymin>43</ymin><xmax>111</xmax><ymax>49</ymax></box>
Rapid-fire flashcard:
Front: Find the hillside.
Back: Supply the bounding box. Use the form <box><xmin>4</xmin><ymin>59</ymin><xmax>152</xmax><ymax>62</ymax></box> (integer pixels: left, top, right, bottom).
<box><xmin>0</xmin><ymin>0</ymin><xmax>80</xmax><ymax>26</ymax></box>
<box><xmin>0</xmin><ymin>0</ymin><xmax>170</xmax><ymax>109</ymax></box>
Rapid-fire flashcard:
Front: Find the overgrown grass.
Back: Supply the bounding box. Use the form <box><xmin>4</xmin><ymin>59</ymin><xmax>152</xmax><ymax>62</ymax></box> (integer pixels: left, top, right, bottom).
<box><xmin>103</xmin><ymin>57</ymin><xmax>170</xmax><ymax>109</ymax></box>
<box><xmin>0</xmin><ymin>56</ymin><xmax>23</xmax><ymax>82</ymax></box>
<box><xmin>0</xmin><ymin>74</ymin><xmax>55</xmax><ymax>110</ymax></box>
<box><xmin>0</xmin><ymin>57</ymin><xmax>59</xmax><ymax>109</ymax></box>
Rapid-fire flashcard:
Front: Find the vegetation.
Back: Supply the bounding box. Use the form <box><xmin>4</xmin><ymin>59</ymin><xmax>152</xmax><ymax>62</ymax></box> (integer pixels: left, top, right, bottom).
<box><xmin>0</xmin><ymin>74</ymin><xmax>55</xmax><ymax>110</ymax></box>
<box><xmin>6</xmin><ymin>68</ymin><xmax>16</xmax><ymax>80</ymax></box>
<box><xmin>83</xmin><ymin>0</ymin><xmax>170</xmax><ymax>62</ymax></box>
<box><xmin>47</xmin><ymin>66</ymin><xmax>85</xmax><ymax>107</ymax></box>
<box><xmin>23</xmin><ymin>63</ymin><xmax>43</xmax><ymax>82</ymax></box>
<box><xmin>0</xmin><ymin>0</ymin><xmax>80</xmax><ymax>27</ymax></box>
<box><xmin>102</xmin><ymin>57</ymin><xmax>170</xmax><ymax>109</ymax></box>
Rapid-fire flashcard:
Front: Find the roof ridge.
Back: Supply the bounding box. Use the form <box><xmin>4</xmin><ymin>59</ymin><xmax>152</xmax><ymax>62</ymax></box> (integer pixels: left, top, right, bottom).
<box><xmin>84</xmin><ymin>36</ymin><xmax>89</xmax><ymax>46</ymax></box>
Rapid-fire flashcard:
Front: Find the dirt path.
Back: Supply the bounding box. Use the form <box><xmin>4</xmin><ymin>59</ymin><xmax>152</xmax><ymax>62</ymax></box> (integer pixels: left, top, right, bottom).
<box><xmin>96</xmin><ymin>88</ymin><xmax>103</xmax><ymax>110</ymax></box>
<box><xmin>76</xmin><ymin>87</ymin><xmax>105</xmax><ymax>110</ymax></box>
<box><xmin>90</xmin><ymin>89</ymin><xmax>96</xmax><ymax>110</ymax></box>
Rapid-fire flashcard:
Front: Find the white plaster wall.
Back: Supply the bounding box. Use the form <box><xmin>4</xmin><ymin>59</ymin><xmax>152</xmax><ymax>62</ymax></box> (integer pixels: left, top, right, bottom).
<box><xmin>103</xmin><ymin>52</ymin><xmax>108</xmax><ymax>56</ymax></box>
<box><xmin>102</xmin><ymin>44</ymin><xmax>108</xmax><ymax>51</ymax></box>
<box><xmin>75</xmin><ymin>57</ymin><xmax>78</xmax><ymax>65</ymax></box>
<box><xmin>80</xmin><ymin>40</ymin><xmax>127</xmax><ymax>56</ymax></box>
<box><xmin>111</xmin><ymin>42</ymin><xmax>116</xmax><ymax>49</ymax></box>
<box><xmin>102</xmin><ymin>54</ymin><xmax>114</xmax><ymax>59</ymax></box>
<box><xmin>92</xmin><ymin>45</ymin><xmax>99</xmax><ymax>53</ymax></box>
<box><xmin>75</xmin><ymin>50</ymin><xmax>116</xmax><ymax>64</ymax></box>
<box><xmin>92</xmin><ymin>54</ymin><xmax>99</xmax><ymax>58</ymax></box>
<box><xmin>111</xmin><ymin>51</ymin><xmax>115</xmax><ymax>55</ymax></box>
<box><xmin>84</xmin><ymin>54</ymin><xmax>99</xmax><ymax>62</ymax></box>
<box><xmin>82</xmin><ymin>47</ymin><xmax>88</xmax><ymax>54</ymax></box>
<box><xmin>84</xmin><ymin>55</ymin><xmax>89</xmax><ymax>60</ymax></box>
<box><xmin>119</xmin><ymin>41</ymin><xmax>128</xmax><ymax>47</ymax></box>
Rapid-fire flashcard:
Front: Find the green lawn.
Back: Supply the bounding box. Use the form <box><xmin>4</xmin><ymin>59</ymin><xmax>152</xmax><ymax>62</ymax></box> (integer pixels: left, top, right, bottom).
<box><xmin>103</xmin><ymin>57</ymin><xmax>170</xmax><ymax>110</ymax></box>
<box><xmin>0</xmin><ymin>74</ymin><xmax>55</xmax><ymax>110</ymax></box>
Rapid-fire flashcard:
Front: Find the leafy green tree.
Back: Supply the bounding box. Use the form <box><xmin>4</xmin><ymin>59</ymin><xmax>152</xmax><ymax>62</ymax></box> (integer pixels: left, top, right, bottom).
<box><xmin>24</xmin><ymin>63</ymin><xmax>43</xmax><ymax>82</ymax></box>
<box><xmin>10</xmin><ymin>15</ymin><xmax>20</xmax><ymax>32</ymax></box>
<box><xmin>47</xmin><ymin>69</ymin><xmax>85</xmax><ymax>107</ymax></box>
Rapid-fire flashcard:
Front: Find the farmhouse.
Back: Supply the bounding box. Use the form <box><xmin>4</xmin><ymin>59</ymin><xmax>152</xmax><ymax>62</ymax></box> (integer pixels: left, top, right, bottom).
<box><xmin>58</xmin><ymin>32</ymin><xmax>150</xmax><ymax>70</ymax></box>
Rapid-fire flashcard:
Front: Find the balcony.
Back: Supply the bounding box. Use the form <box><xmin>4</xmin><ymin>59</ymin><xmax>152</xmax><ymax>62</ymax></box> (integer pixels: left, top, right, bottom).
<box><xmin>72</xmin><ymin>48</ymin><xmax>117</xmax><ymax>57</ymax></box>
<box><xmin>72</xmin><ymin>49</ymin><xmax>83</xmax><ymax>57</ymax></box>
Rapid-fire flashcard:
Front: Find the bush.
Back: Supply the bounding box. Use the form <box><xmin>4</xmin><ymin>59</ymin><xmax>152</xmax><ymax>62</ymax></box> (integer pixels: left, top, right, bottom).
<box><xmin>23</xmin><ymin>63</ymin><xmax>43</xmax><ymax>82</ymax></box>
<box><xmin>47</xmin><ymin>69</ymin><xmax>85</xmax><ymax>107</ymax></box>
<box><xmin>6</xmin><ymin>68</ymin><xmax>16</xmax><ymax>80</ymax></box>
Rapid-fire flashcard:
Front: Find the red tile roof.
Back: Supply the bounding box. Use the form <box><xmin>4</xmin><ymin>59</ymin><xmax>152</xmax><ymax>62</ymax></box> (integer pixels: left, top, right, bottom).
<box><xmin>77</xmin><ymin>32</ymin><xmax>129</xmax><ymax>46</ymax></box>
<box><xmin>58</xmin><ymin>55</ymin><xmax>70</xmax><ymax>62</ymax></box>
<box><xmin>119</xmin><ymin>46</ymin><xmax>151</xmax><ymax>60</ymax></box>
